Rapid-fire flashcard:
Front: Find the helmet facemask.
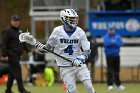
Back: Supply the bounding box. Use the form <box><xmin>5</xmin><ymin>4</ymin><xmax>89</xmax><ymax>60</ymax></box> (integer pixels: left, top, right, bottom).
<box><xmin>65</xmin><ymin>16</ymin><xmax>79</xmax><ymax>27</ymax></box>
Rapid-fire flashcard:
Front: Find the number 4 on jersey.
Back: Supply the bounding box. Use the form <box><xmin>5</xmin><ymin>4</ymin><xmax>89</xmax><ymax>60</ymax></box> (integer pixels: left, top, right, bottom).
<box><xmin>64</xmin><ymin>45</ymin><xmax>73</xmax><ymax>55</ymax></box>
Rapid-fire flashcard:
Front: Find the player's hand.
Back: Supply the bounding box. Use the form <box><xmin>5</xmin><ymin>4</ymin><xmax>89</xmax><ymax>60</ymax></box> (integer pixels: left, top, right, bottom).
<box><xmin>72</xmin><ymin>55</ymin><xmax>86</xmax><ymax>66</ymax></box>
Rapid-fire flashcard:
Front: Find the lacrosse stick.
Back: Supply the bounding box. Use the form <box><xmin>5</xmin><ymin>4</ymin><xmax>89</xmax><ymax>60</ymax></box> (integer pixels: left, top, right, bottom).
<box><xmin>19</xmin><ymin>32</ymin><xmax>36</xmax><ymax>45</ymax></box>
<box><xmin>19</xmin><ymin>32</ymin><xmax>72</xmax><ymax>63</ymax></box>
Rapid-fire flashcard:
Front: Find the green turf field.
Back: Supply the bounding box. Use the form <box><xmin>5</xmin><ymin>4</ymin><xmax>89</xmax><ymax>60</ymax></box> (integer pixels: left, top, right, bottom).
<box><xmin>0</xmin><ymin>83</ymin><xmax>140</xmax><ymax>93</ymax></box>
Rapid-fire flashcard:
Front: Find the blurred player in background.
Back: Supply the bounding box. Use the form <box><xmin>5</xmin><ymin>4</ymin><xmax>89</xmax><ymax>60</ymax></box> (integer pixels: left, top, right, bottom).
<box><xmin>1</xmin><ymin>15</ymin><xmax>31</xmax><ymax>93</ymax></box>
<box><xmin>28</xmin><ymin>48</ymin><xmax>46</xmax><ymax>85</ymax></box>
<box><xmin>85</xmin><ymin>30</ymin><xmax>98</xmax><ymax>82</ymax></box>
<box><xmin>23</xmin><ymin>9</ymin><xmax>96</xmax><ymax>93</ymax></box>
<box><xmin>103</xmin><ymin>25</ymin><xmax>125</xmax><ymax>91</ymax></box>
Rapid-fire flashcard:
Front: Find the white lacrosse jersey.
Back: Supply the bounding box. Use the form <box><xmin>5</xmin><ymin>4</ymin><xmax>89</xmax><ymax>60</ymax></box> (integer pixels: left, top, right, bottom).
<box><xmin>47</xmin><ymin>25</ymin><xmax>90</xmax><ymax>66</ymax></box>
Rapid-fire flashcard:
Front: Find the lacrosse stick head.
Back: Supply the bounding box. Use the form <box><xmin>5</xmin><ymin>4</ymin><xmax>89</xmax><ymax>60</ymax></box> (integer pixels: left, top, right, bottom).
<box><xmin>19</xmin><ymin>32</ymin><xmax>36</xmax><ymax>45</ymax></box>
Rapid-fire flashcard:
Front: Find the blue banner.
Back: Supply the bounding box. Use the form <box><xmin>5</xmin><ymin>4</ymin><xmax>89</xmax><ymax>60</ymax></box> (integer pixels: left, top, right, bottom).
<box><xmin>88</xmin><ymin>11</ymin><xmax>140</xmax><ymax>36</ymax></box>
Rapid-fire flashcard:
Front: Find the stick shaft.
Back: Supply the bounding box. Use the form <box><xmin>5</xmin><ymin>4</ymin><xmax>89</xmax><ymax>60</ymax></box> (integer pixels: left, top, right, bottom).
<box><xmin>43</xmin><ymin>47</ymin><xmax>72</xmax><ymax>62</ymax></box>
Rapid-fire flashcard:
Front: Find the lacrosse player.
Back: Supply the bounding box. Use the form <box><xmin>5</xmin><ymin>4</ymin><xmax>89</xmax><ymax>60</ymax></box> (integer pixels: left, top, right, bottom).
<box><xmin>19</xmin><ymin>9</ymin><xmax>96</xmax><ymax>93</ymax></box>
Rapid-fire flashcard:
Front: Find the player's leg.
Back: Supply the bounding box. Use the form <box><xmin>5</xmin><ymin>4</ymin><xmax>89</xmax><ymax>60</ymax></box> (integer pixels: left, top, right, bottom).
<box><xmin>114</xmin><ymin>56</ymin><xmax>125</xmax><ymax>90</ymax></box>
<box><xmin>114</xmin><ymin>56</ymin><xmax>121</xmax><ymax>86</ymax></box>
<box><xmin>60</xmin><ymin>67</ymin><xmax>77</xmax><ymax>93</ymax></box>
<box><xmin>77</xmin><ymin>64</ymin><xmax>96</xmax><ymax>93</ymax></box>
<box><xmin>14</xmin><ymin>63</ymin><xmax>25</xmax><ymax>92</ymax></box>
<box><xmin>65</xmin><ymin>80</ymin><xmax>77</xmax><ymax>93</ymax></box>
<box><xmin>106</xmin><ymin>57</ymin><xmax>114</xmax><ymax>87</ymax></box>
<box><xmin>83</xmin><ymin>79</ymin><xmax>96</xmax><ymax>93</ymax></box>
<box><xmin>10</xmin><ymin>56</ymin><xmax>30</xmax><ymax>93</ymax></box>
<box><xmin>90</xmin><ymin>61</ymin><xmax>95</xmax><ymax>82</ymax></box>
<box><xmin>5</xmin><ymin>68</ymin><xmax>14</xmax><ymax>93</ymax></box>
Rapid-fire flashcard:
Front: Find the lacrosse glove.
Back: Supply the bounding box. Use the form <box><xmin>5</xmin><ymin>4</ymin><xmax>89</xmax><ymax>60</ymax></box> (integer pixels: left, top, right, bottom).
<box><xmin>72</xmin><ymin>55</ymin><xmax>86</xmax><ymax>66</ymax></box>
<box><xmin>35</xmin><ymin>41</ymin><xmax>45</xmax><ymax>50</ymax></box>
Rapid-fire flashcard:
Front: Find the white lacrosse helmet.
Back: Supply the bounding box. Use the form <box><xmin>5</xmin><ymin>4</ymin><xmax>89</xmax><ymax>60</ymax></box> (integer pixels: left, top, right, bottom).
<box><xmin>60</xmin><ymin>9</ymin><xmax>79</xmax><ymax>29</ymax></box>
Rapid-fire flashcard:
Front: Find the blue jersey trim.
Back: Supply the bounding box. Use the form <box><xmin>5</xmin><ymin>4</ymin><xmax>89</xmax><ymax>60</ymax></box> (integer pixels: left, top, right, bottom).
<box><xmin>63</xmin><ymin>26</ymin><xmax>77</xmax><ymax>37</ymax></box>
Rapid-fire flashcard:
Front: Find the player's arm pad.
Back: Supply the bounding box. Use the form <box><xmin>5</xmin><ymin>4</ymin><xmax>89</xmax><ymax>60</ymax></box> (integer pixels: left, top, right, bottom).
<box><xmin>83</xmin><ymin>50</ymin><xmax>91</xmax><ymax>60</ymax></box>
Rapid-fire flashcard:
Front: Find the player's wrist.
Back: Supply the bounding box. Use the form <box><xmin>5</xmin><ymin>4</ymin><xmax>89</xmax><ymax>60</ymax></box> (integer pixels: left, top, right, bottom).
<box><xmin>76</xmin><ymin>55</ymin><xmax>86</xmax><ymax>62</ymax></box>
<box><xmin>80</xmin><ymin>55</ymin><xmax>86</xmax><ymax>60</ymax></box>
